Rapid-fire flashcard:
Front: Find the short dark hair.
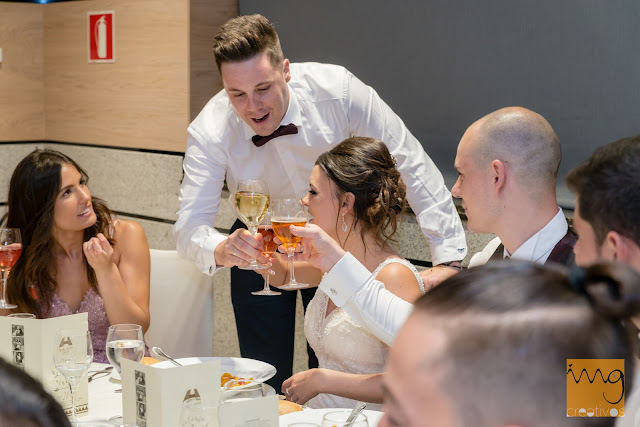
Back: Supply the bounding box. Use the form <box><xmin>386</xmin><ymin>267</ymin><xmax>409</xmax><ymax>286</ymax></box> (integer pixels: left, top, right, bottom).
<box><xmin>213</xmin><ymin>14</ymin><xmax>284</xmax><ymax>71</ymax></box>
<box><xmin>414</xmin><ymin>261</ymin><xmax>640</xmax><ymax>427</ymax></box>
<box><xmin>0</xmin><ymin>357</ymin><xmax>71</xmax><ymax>426</ymax></box>
<box><xmin>566</xmin><ymin>135</ymin><xmax>640</xmax><ymax>245</ymax></box>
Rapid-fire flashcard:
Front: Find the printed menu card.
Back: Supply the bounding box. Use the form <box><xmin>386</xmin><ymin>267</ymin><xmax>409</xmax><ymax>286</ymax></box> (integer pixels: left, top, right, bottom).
<box><xmin>0</xmin><ymin>313</ymin><xmax>90</xmax><ymax>417</ymax></box>
<box><xmin>121</xmin><ymin>358</ymin><xmax>222</xmax><ymax>427</ymax></box>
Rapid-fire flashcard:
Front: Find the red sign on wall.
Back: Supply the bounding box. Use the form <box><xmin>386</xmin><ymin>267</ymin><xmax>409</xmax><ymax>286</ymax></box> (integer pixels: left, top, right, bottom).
<box><xmin>88</xmin><ymin>11</ymin><xmax>115</xmax><ymax>63</ymax></box>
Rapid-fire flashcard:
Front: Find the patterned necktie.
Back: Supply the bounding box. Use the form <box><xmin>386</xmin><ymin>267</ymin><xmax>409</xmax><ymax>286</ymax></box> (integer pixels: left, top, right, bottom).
<box><xmin>251</xmin><ymin>123</ymin><xmax>298</xmax><ymax>147</ymax></box>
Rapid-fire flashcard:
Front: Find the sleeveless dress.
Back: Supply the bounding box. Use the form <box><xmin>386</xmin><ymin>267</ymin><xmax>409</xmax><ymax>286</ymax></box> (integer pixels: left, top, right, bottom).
<box><xmin>37</xmin><ymin>220</ymin><xmax>119</xmax><ymax>363</ymax></box>
<box><xmin>46</xmin><ymin>289</ymin><xmax>110</xmax><ymax>363</ymax></box>
<box><xmin>304</xmin><ymin>257</ymin><xmax>425</xmax><ymax>410</ymax></box>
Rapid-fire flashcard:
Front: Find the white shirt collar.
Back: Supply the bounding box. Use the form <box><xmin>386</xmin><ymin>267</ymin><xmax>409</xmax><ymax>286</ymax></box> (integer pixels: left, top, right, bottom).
<box><xmin>507</xmin><ymin>208</ymin><xmax>568</xmax><ymax>262</ymax></box>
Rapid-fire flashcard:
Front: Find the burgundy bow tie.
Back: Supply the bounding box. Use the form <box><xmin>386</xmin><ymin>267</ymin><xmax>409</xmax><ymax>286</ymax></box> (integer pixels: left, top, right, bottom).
<box><xmin>252</xmin><ymin>123</ymin><xmax>298</xmax><ymax>147</ymax></box>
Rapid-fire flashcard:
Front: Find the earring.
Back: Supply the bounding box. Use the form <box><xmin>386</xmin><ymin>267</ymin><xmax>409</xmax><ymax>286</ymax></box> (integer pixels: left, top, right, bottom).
<box><xmin>341</xmin><ymin>212</ymin><xmax>348</xmax><ymax>232</ymax></box>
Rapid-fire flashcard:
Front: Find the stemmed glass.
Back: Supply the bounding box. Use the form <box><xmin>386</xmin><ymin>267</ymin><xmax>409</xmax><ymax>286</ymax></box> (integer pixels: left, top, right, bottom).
<box><xmin>234</xmin><ymin>179</ymin><xmax>271</xmax><ymax>270</ymax></box>
<box><xmin>271</xmin><ymin>198</ymin><xmax>309</xmax><ymax>290</ymax></box>
<box><xmin>53</xmin><ymin>329</ymin><xmax>93</xmax><ymax>425</ymax></box>
<box><xmin>105</xmin><ymin>324</ymin><xmax>145</xmax><ymax>374</ymax></box>
<box><xmin>0</xmin><ymin>228</ymin><xmax>22</xmax><ymax>309</ymax></box>
<box><xmin>253</xmin><ymin>214</ymin><xmax>281</xmax><ymax>296</ymax></box>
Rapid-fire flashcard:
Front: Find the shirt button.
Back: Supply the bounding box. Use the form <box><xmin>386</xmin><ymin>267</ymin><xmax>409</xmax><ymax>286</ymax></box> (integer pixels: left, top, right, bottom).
<box><xmin>330</xmin><ymin>288</ymin><xmax>337</xmax><ymax>295</ymax></box>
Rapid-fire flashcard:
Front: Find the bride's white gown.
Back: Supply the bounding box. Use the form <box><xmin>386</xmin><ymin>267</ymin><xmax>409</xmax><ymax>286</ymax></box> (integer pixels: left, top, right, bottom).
<box><xmin>304</xmin><ymin>258</ymin><xmax>424</xmax><ymax>410</ymax></box>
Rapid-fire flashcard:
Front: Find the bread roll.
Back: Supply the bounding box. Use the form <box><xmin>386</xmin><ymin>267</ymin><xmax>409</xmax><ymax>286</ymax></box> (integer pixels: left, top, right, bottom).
<box><xmin>141</xmin><ymin>356</ymin><xmax>160</xmax><ymax>366</ymax></box>
<box><xmin>278</xmin><ymin>400</ymin><xmax>303</xmax><ymax>415</ymax></box>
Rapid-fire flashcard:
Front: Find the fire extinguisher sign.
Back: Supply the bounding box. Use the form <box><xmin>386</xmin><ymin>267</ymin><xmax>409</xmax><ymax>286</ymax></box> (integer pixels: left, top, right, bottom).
<box><xmin>88</xmin><ymin>11</ymin><xmax>115</xmax><ymax>63</ymax></box>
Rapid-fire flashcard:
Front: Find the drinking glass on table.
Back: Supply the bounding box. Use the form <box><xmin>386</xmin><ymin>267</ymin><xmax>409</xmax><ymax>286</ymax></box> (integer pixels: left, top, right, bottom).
<box><xmin>106</xmin><ymin>324</ymin><xmax>144</xmax><ymax>374</ymax></box>
<box><xmin>179</xmin><ymin>397</ymin><xmax>216</xmax><ymax>427</ymax></box>
<box><xmin>253</xmin><ymin>217</ymin><xmax>281</xmax><ymax>296</ymax></box>
<box><xmin>54</xmin><ymin>329</ymin><xmax>93</xmax><ymax>425</ymax></box>
<box><xmin>271</xmin><ymin>198</ymin><xmax>309</xmax><ymax>290</ymax></box>
<box><xmin>320</xmin><ymin>410</ymin><xmax>369</xmax><ymax>427</ymax></box>
<box><xmin>234</xmin><ymin>179</ymin><xmax>271</xmax><ymax>270</ymax></box>
<box><xmin>0</xmin><ymin>228</ymin><xmax>22</xmax><ymax>309</ymax></box>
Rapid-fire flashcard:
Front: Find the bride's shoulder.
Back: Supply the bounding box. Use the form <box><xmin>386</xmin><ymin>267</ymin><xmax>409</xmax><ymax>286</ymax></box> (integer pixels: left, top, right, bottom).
<box><xmin>375</xmin><ymin>257</ymin><xmax>423</xmax><ymax>302</ymax></box>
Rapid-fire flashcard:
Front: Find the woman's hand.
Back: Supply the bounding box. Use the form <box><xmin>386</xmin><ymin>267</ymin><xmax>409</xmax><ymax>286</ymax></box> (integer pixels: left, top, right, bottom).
<box><xmin>279</xmin><ymin>224</ymin><xmax>346</xmax><ymax>273</ymax></box>
<box><xmin>83</xmin><ymin>233</ymin><xmax>115</xmax><ymax>273</ymax></box>
<box><xmin>281</xmin><ymin>368</ymin><xmax>326</xmax><ymax>404</ymax></box>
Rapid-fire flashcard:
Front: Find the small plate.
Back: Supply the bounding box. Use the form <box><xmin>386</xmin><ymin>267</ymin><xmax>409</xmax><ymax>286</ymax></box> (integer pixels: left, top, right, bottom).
<box><xmin>153</xmin><ymin>357</ymin><xmax>277</xmax><ymax>388</ymax></box>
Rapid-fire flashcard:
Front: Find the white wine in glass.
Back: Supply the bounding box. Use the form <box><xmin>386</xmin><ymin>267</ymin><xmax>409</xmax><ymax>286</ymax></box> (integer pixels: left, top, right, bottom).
<box><xmin>234</xmin><ymin>179</ymin><xmax>271</xmax><ymax>270</ymax></box>
<box><xmin>271</xmin><ymin>197</ymin><xmax>309</xmax><ymax>290</ymax></box>
<box><xmin>53</xmin><ymin>329</ymin><xmax>93</xmax><ymax>425</ymax></box>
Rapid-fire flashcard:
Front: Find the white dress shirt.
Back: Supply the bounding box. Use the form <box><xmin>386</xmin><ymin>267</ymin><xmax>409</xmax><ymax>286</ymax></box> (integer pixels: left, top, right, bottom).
<box><xmin>468</xmin><ymin>208</ymin><xmax>568</xmax><ymax>267</ymax></box>
<box><xmin>323</xmin><ymin>208</ymin><xmax>569</xmax><ymax>345</ymax></box>
<box><xmin>174</xmin><ymin>62</ymin><xmax>467</xmax><ymax>274</ymax></box>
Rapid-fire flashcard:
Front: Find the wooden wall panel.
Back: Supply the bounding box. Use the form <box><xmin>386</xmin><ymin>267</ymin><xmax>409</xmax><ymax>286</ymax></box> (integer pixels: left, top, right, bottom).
<box><xmin>190</xmin><ymin>0</ymin><xmax>238</xmax><ymax>125</ymax></box>
<box><xmin>44</xmin><ymin>0</ymin><xmax>191</xmax><ymax>152</ymax></box>
<box><xmin>0</xmin><ymin>3</ymin><xmax>44</xmax><ymax>141</ymax></box>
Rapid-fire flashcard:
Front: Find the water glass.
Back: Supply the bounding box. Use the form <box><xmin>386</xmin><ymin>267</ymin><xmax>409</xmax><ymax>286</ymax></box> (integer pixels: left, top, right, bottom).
<box><xmin>320</xmin><ymin>410</ymin><xmax>368</xmax><ymax>427</ymax></box>
<box><xmin>8</xmin><ymin>313</ymin><xmax>35</xmax><ymax>318</ymax></box>
<box><xmin>179</xmin><ymin>397</ymin><xmax>216</xmax><ymax>427</ymax></box>
<box><xmin>106</xmin><ymin>324</ymin><xmax>144</xmax><ymax>374</ymax></box>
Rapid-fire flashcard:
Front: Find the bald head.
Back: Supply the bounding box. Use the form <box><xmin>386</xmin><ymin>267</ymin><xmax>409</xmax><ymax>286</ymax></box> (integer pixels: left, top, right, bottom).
<box><xmin>468</xmin><ymin>107</ymin><xmax>561</xmax><ymax>193</ymax></box>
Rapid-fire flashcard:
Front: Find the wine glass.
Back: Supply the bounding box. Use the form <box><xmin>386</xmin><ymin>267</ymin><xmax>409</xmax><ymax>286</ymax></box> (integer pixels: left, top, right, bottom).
<box><xmin>0</xmin><ymin>228</ymin><xmax>22</xmax><ymax>309</ymax></box>
<box><xmin>252</xmin><ymin>215</ymin><xmax>281</xmax><ymax>296</ymax></box>
<box><xmin>234</xmin><ymin>179</ymin><xmax>271</xmax><ymax>270</ymax></box>
<box><xmin>105</xmin><ymin>324</ymin><xmax>145</xmax><ymax>374</ymax></box>
<box><xmin>179</xmin><ymin>397</ymin><xmax>216</xmax><ymax>427</ymax></box>
<box><xmin>271</xmin><ymin>198</ymin><xmax>309</xmax><ymax>290</ymax></box>
<box><xmin>53</xmin><ymin>329</ymin><xmax>93</xmax><ymax>425</ymax></box>
<box><xmin>320</xmin><ymin>410</ymin><xmax>369</xmax><ymax>427</ymax></box>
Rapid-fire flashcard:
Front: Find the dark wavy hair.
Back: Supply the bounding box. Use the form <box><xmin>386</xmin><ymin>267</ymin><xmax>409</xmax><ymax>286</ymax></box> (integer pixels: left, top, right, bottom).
<box><xmin>415</xmin><ymin>260</ymin><xmax>640</xmax><ymax>427</ymax></box>
<box><xmin>316</xmin><ymin>137</ymin><xmax>407</xmax><ymax>249</ymax></box>
<box><xmin>6</xmin><ymin>149</ymin><xmax>114</xmax><ymax>316</ymax></box>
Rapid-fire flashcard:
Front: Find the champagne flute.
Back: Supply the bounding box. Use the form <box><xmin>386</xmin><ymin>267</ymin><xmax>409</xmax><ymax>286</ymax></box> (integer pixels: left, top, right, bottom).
<box><xmin>53</xmin><ymin>329</ymin><xmax>93</xmax><ymax>425</ymax></box>
<box><xmin>106</xmin><ymin>324</ymin><xmax>145</xmax><ymax>374</ymax></box>
<box><xmin>234</xmin><ymin>179</ymin><xmax>271</xmax><ymax>270</ymax></box>
<box><xmin>252</xmin><ymin>219</ymin><xmax>281</xmax><ymax>296</ymax></box>
<box><xmin>0</xmin><ymin>228</ymin><xmax>22</xmax><ymax>309</ymax></box>
<box><xmin>271</xmin><ymin>198</ymin><xmax>309</xmax><ymax>290</ymax></box>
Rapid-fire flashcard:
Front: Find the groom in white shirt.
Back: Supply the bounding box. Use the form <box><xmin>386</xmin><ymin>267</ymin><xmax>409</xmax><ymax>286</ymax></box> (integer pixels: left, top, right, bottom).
<box><xmin>290</xmin><ymin>106</ymin><xmax>575</xmax><ymax>345</ymax></box>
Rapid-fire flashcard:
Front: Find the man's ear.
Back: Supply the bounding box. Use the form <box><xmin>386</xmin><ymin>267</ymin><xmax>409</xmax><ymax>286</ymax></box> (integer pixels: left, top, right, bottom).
<box><xmin>491</xmin><ymin>159</ymin><xmax>507</xmax><ymax>194</ymax></box>
<box><xmin>283</xmin><ymin>58</ymin><xmax>291</xmax><ymax>82</ymax></box>
<box><xmin>602</xmin><ymin>230</ymin><xmax>639</xmax><ymax>264</ymax></box>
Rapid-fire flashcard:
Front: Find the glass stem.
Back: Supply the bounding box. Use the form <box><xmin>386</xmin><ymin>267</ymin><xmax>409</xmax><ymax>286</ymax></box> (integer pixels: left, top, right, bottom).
<box><xmin>68</xmin><ymin>380</ymin><xmax>78</xmax><ymax>422</ymax></box>
<box><xmin>0</xmin><ymin>269</ymin><xmax>8</xmax><ymax>305</ymax></box>
<box><xmin>287</xmin><ymin>248</ymin><xmax>297</xmax><ymax>284</ymax></box>
<box><xmin>263</xmin><ymin>264</ymin><xmax>271</xmax><ymax>291</ymax></box>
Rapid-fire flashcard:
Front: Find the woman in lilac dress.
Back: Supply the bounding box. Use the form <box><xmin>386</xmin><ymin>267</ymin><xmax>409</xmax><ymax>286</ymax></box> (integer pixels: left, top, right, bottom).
<box><xmin>2</xmin><ymin>149</ymin><xmax>151</xmax><ymax>363</ymax></box>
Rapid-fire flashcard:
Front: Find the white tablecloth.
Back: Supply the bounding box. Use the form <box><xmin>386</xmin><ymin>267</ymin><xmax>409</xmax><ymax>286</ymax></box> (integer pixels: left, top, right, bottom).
<box><xmin>83</xmin><ymin>362</ymin><xmax>123</xmax><ymax>422</ymax></box>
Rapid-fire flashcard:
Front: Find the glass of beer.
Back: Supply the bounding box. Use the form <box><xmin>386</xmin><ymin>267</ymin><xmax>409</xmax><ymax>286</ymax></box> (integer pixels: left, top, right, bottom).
<box><xmin>271</xmin><ymin>197</ymin><xmax>308</xmax><ymax>290</ymax></box>
<box><xmin>234</xmin><ymin>179</ymin><xmax>271</xmax><ymax>270</ymax></box>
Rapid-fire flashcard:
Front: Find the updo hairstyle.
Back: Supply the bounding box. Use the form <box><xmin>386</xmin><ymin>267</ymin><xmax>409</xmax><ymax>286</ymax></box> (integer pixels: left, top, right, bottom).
<box><xmin>315</xmin><ymin>137</ymin><xmax>407</xmax><ymax>248</ymax></box>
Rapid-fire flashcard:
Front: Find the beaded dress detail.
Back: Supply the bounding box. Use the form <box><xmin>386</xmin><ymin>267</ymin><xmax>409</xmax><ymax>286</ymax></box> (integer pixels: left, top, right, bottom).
<box><xmin>46</xmin><ymin>289</ymin><xmax>110</xmax><ymax>363</ymax></box>
<box><xmin>304</xmin><ymin>257</ymin><xmax>424</xmax><ymax>410</ymax></box>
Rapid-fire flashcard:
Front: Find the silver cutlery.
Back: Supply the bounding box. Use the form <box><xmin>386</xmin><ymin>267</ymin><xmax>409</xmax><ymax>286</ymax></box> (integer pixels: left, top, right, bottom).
<box><xmin>344</xmin><ymin>401</ymin><xmax>366</xmax><ymax>426</ymax></box>
<box><xmin>151</xmin><ymin>346</ymin><xmax>182</xmax><ymax>367</ymax></box>
<box><xmin>88</xmin><ymin>366</ymin><xmax>113</xmax><ymax>382</ymax></box>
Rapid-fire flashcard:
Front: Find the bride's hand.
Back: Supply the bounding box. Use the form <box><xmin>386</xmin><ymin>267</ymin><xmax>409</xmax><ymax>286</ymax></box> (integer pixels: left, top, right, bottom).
<box><xmin>281</xmin><ymin>368</ymin><xmax>326</xmax><ymax>404</ymax></box>
<box><xmin>277</xmin><ymin>224</ymin><xmax>346</xmax><ymax>273</ymax></box>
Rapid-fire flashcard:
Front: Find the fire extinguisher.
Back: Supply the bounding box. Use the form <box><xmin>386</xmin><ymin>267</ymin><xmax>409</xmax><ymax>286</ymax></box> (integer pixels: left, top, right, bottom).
<box><xmin>95</xmin><ymin>16</ymin><xmax>107</xmax><ymax>59</ymax></box>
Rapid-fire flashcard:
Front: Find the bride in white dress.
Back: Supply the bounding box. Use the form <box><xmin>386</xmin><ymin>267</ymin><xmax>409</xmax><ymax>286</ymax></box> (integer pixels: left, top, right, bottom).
<box><xmin>275</xmin><ymin>137</ymin><xmax>425</xmax><ymax>409</ymax></box>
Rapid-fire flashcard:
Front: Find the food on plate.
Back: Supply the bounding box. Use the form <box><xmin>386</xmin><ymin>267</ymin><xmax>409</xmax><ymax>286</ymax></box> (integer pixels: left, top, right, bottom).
<box><xmin>141</xmin><ymin>356</ymin><xmax>160</xmax><ymax>366</ymax></box>
<box><xmin>220</xmin><ymin>372</ymin><xmax>253</xmax><ymax>387</ymax></box>
<box><xmin>278</xmin><ymin>400</ymin><xmax>303</xmax><ymax>415</ymax></box>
